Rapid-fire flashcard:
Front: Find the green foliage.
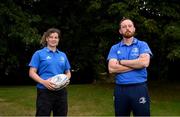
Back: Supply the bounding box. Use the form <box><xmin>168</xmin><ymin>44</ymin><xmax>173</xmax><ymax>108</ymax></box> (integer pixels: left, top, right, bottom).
<box><xmin>0</xmin><ymin>0</ymin><xmax>180</xmax><ymax>81</ymax></box>
<box><xmin>158</xmin><ymin>1</ymin><xmax>180</xmax><ymax>19</ymax></box>
<box><xmin>0</xmin><ymin>1</ymin><xmax>41</xmax><ymax>44</ymax></box>
<box><xmin>94</xmin><ymin>21</ymin><xmax>114</xmax><ymax>33</ymax></box>
<box><xmin>143</xmin><ymin>19</ymin><xmax>159</xmax><ymax>33</ymax></box>
<box><xmin>0</xmin><ymin>0</ymin><xmax>40</xmax><ymax>78</ymax></box>
<box><xmin>87</xmin><ymin>0</ymin><xmax>102</xmax><ymax>12</ymax></box>
<box><xmin>164</xmin><ymin>23</ymin><xmax>180</xmax><ymax>41</ymax></box>
<box><xmin>107</xmin><ymin>2</ymin><xmax>127</xmax><ymax>15</ymax></box>
<box><xmin>164</xmin><ymin>22</ymin><xmax>180</xmax><ymax>60</ymax></box>
<box><xmin>167</xmin><ymin>47</ymin><xmax>180</xmax><ymax>60</ymax></box>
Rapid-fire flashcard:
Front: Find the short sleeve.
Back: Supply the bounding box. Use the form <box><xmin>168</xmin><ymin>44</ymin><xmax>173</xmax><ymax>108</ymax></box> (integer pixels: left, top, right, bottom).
<box><xmin>64</xmin><ymin>54</ymin><xmax>71</xmax><ymax>72</ymax></box>
<box><xmin>140</xmin><ymin>42</ymin><xmax>153</xmax><ymax>57</ymax></box>
<box><xmin>107</xmin><ymin>46</ymin><xmax>118</xmax><ymax>61</ymax></box>
<box><xmin>28</xmin><ymin>51</ymin><xmax>40</xmax><ymax>69</ymax></box>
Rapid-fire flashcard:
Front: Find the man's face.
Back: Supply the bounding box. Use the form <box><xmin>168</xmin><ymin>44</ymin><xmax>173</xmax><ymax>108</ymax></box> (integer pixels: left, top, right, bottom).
<box><xmin>119</xmin><ymin>19</ymin><xmax>135</xmax><ymax>38</ymax></box>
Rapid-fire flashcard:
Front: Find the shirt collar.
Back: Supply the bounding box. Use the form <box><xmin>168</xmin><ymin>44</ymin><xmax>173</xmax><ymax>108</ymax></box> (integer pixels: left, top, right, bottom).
<box><xmin>119</xmin><ymin>37</ymin><xmax>138</xmax><ymax>46</ymax></box>
<box><xmin>44</xmin><ymin>47</ymin><xmax>60</xmax><ymax>53</ymax></box>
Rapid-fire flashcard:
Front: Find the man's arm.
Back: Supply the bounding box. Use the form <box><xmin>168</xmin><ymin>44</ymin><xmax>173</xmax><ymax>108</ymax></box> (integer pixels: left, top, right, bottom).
<box><xmin>108</xmin><ymin>59</ymin><xmax>133</xmax><ymax>74</ymax></box>
<box><xmin>120</xmin><ymin>53</ymin><xmax>150</xmax><ymax>69</ymax></box>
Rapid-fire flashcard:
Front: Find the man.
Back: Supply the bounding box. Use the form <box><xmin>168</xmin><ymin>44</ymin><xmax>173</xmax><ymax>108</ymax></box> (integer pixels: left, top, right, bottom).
<box><xmin>107</xmin><ymin>18</ymin><xmax>152</xmax><ymax>116</ymax></box>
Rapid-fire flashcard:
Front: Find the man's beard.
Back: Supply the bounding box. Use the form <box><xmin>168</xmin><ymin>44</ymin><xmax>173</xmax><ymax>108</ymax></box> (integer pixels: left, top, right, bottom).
<box><xmin>123</xmin><ymin>31</ymin><xmax>135</xmax><ymax>38</ymax></box>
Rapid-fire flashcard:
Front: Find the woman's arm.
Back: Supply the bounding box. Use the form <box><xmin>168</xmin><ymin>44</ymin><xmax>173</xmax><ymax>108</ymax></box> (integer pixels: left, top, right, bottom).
<box><xmin>29</xmin><ymin>67</ymin><xmax>55</xmax><ymax>90</ymax></box>
<box><xmin>65</xmin><ymin>70</ymin><xmax>71</xmax><ymax>79</ymax></box>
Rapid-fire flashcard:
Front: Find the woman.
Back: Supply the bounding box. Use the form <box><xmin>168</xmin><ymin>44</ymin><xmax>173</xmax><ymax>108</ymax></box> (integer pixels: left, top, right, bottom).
<box><xmin>29</xmin><ymin>28</ymin><xmax>71</xmax><ymax>116</ymax></box>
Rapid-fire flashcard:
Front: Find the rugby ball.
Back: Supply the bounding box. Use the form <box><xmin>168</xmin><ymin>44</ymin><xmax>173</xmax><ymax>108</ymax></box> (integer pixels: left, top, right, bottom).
<box><xmin>49</xmin><ymin>74</ymin><xmax>68</xmax><ymax>89</ymax></box>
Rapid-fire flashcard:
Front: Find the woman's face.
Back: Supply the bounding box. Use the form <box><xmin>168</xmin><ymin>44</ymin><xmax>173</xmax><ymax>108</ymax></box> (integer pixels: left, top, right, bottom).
<box><xmin>46</xmin><ymin>32</ymin><xmax>59</xmax><ymax>47</ymax></box>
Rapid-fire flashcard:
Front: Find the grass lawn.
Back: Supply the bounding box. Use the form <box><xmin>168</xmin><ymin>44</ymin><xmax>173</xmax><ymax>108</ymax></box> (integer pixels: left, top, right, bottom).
<box><xmin>0</xmin><ymin>81</ymin><xmax>179</xmax><ymax>116</ymax></box>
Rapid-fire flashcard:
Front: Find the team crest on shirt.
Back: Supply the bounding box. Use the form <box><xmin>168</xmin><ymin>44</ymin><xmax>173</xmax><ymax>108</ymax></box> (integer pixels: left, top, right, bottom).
<box><xmin>131</xmin><ymin>47</ymin><xmax>139</xmax><ymax>56</ymax></box>
<box><xmin>46</xmin><ymin>56</ymin><xmax>51</xmax><ymax>60</ymax></box>
<box><xmin>132</xmin><ymin>47</ymin><xmax>138</xmax><ymax>53</ymax></box>
<box><xmin>117</xmin><ymin>50</ymin><xmax>121</xmax><ymax>54</ymax></box>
